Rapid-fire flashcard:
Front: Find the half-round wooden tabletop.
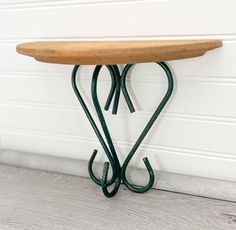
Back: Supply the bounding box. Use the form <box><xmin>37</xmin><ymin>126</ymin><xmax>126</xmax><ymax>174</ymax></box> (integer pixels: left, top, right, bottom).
<box><xmin>16</xmin><ymin>40</ymin><xmax>222</xmax><ymax>65</ymax></box>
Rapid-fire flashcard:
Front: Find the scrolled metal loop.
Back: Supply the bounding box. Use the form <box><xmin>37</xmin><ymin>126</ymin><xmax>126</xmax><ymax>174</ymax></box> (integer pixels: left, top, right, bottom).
<box><xmin>71</xmin><ymin>62</ymin><xmax>174</xmax><ymax>197</ymax></box>
<box><xmin>101</xmin><ymin>162</ymin><xmax>121</xmax><ymax>198</ymax></box>
<box><xmin>120</xmin><ymin>62</ymin><xmax>174</xmax><ymax>193</ymax></box>
<box><xmin>71</xmin><ymin>65</ymin><xmax>118</xmax><ymax>187</ymax></box>
<box><xmin>104</xmin><ymin>66</ymin><xmax>117</xmax><ymax>111</ymax></box>
<box><xmin>90</xmin><ymin>65</ymin><xmax>121</xmax><ymax>196</ymax></box>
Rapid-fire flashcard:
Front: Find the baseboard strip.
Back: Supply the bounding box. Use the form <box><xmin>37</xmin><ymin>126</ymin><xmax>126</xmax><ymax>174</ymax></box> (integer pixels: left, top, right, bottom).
<box><xmin>1</xmin><ymin>149</ymin><xmax>236</xmax><ymax>202</ymax></box>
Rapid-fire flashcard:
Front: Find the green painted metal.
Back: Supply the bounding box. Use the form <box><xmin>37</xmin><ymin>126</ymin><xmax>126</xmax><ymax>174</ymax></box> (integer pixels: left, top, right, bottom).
<box><xmin>120</xmin><ymin>62</ymin><xmax>174</xmax><ymax>193</ymax></box>
<box><xmin>71</xmin><ymin>62</ymin><xmax>174</xmax><ymax>197</ymax></box>
<box><xmin>104</xmin><ymin>66</ymin><xmax>117</xmax><ymax>112</ymax></box>
<box><xmin>91</xmin><ymin>65</ymin><xmax>121</xmax><ymax>197</ymax></box>
<box><xmin>72</xmin><ymin>66</ymin><xmax>117</xmax><ymax>187</ymax></box>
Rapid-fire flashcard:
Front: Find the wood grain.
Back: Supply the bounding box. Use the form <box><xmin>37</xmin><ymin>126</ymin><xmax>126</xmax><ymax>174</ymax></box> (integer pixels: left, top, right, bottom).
<box><xmin>16</xmin><ymin>40</ymin><xmax>222</xmax><ymax>65</ymax></box>
<box><xmin>0</xmin><ymin>164</ymin><xmax>235</xmax><ymax>230</ymax></box>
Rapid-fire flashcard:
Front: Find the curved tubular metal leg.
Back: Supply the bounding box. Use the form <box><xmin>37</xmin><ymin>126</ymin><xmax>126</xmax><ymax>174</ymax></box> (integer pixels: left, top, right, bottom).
<box><xmin>120</xmin><ymin>62</ymin><xmax>174</xmax><ymax>193</ymax></box>
<box><xmin>88</xmin><ymin>150</ymin><xmax>121</xmax><ymax>198</ymax></box>
<box><xmin>91</xmin><ymin>65</ymin><xmax>121</xmax><ymax>168</ymax></box>
<box><xmin>104</xmin><ymin>65</ymin><xmax>117</xmax><ymax>111</ymax></box>
<box><xmin>121</xmin><ymin>64</ymin><xmax>136</xmax><ymax>113</ymax></box>
<box><xmin>105</xmin><ymin>64</ymin><xmax>134</xmax><ymax>115</ymax></box>
<box><xmin>71</xmin><ymin>65</ymin><xmax>117</xmax><ymax>187</ymax></box>
<box><xmin>91</xmin><ymin>65</ymin><xmax>121</xmax><ymax>197</ymax></box>
<box><xmin>102</xmin><ymin>162</ymin><xmax>121</xmax><ymax>198</ymax></box>
<box><xmin>88</xmin><ymin>149</ymin><xmax>105</xmax><ymax>185</ymax></box>
<box><xmin>110</xmin><ymin>65</ymin><xmax>121</xmax><ymax>115</ymax></box>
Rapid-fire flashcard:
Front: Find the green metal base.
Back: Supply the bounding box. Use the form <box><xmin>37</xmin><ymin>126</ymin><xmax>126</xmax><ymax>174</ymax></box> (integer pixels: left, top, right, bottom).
<box><xmin>71</xmin><ymin>62</ymin><xmax>174</xmax><ymax>198</ymax></box>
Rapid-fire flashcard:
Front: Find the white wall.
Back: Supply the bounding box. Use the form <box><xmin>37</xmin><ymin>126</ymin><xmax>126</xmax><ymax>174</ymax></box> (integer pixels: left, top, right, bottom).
<box><xmin>0</xmin><ymin>0</ymin><xmax>235</xmax><ymax>182</ymax></box>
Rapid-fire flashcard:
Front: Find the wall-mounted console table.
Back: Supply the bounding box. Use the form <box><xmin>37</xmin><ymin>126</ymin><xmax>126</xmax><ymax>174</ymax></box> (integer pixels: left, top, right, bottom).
<box><xmin>16</xmin><ymin>40</ymin><xmax>222</xmax><ymax>198</ymax></box>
